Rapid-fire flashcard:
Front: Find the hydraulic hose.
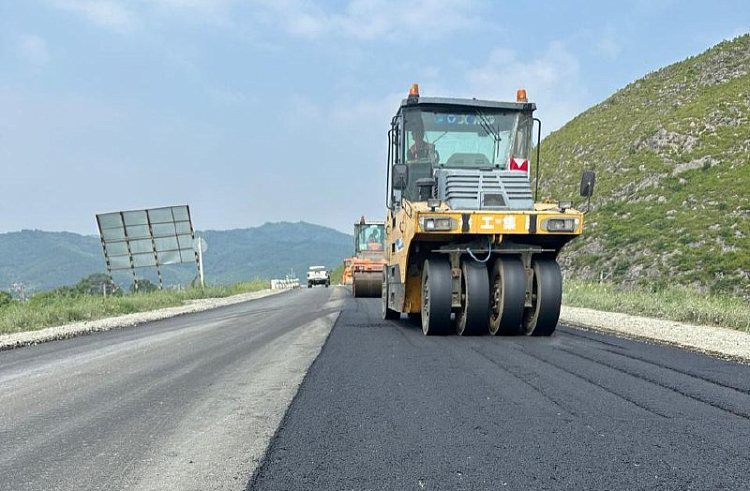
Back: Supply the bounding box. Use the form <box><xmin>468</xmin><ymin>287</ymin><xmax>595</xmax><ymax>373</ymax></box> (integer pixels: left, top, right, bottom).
<box><xmin>467</xmin><ymin>237</ymin><xmax>492</xmax><ymax>263</ymax></box>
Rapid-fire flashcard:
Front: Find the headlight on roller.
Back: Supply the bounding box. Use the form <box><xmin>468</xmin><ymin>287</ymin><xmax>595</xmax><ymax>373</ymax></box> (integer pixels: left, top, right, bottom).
<box><xmin>541</xmin><ymin>217</ymin><xmax>579</xmax><ymax>232</ymax></box>
<box><xmin>421</xmin><ymin>216</ymin><xmax>454</xmax><ymax>232</ymax></box>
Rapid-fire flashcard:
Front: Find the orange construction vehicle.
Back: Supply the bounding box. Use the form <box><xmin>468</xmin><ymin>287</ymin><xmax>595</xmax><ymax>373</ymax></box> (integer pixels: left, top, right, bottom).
<box><xmin>349</xmin><ymin>217</ymin><xmax>386</xmax><ymax>297</ymax></box>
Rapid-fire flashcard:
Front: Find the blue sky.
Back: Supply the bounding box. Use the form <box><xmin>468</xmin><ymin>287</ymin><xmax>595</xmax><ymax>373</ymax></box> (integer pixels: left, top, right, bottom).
<box><xmin>1</xmin><ymin>0</ymin><xmax>747</xmax><ymax>235</ymax></box>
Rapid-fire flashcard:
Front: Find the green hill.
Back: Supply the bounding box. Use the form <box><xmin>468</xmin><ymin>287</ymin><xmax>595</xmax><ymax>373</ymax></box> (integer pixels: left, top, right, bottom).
<box><xmin>0</xmin><ymin>231</ymin><xmax>104</xmax><ymax>293</ymax></box>
<box><xmin>0</xmin><ymin>222</ymin><xmax>351</xmax><ymax>293</ymax></box>
<box><xmin>538</xmin><ymin>35</ymin><xmax>750</xmax><ymax>297</ymax></box>
<box><xmin>199</xmin><ymin>222</ymin><xmax>351</xmax><ymax>285</ymax></box>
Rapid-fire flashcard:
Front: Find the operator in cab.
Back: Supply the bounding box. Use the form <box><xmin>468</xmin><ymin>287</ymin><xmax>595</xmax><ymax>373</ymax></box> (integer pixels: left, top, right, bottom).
<box><xmin>408</xmin><ymin>127</ymin><xmax>439</xmax><ymax>163</ymax></box>
<box><xmin>366</xmin><ymin>227</ymin><xmax>383</xmax><ymax>251</ymax></box>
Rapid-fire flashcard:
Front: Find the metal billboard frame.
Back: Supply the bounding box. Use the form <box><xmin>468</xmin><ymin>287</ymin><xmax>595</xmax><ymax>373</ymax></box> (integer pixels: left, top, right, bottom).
<box><xmin>95</xmin><ymin>205</ymin><xmax>199</xmax><ymax>289</ymax></box>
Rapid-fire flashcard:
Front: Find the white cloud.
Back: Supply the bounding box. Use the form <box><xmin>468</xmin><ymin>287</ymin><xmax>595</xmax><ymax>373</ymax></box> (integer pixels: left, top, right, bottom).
<box><xmin>466</xmin><ymin>41</ymin><xmax>586</xmax><ymax>133</ymax></box>
<box><xmin>257</xmin><ymin>0</ymin><xmax>484</xmax><ymax>41</ymax></box>
<box><xmin>208</xmin><ymin>88</ymin><xmax>254</xmax><ymax>106</ymax></box>
<box><xmin>594</xmin><ymin>27</ymin><xmax>622</xmax><ymax>59</ymax></box>
<box><xmin>281</xmin><ymin>91</ymin><xmax>402</xmax><ymax>140</ymax></box>
<box><xmin>488</xmin><ymin>48</ymin><xmax>514</xmax><ymax>65</ymax></box>
<box><xmin>135</xmin><ymin>0</ymin><xmax>240</xmax><ymax>25</ymax></box>
<box><xmin>140</xmin><ymin>0</ymin><xmax>233</xmax><ymax>10</ymax></box>
<box><xmin>49</xmin><ymin>0</ymin><xmax>136</xmax><ymax>32</ymax></box>
<box><xmin>45</xmin><ymin>0</ymin><xmax>484</xmax><ymax>40</ymax></box>
<box><xmin>16</xmin><ymin>35</ymin><xmax>50</xmax><ymax>65</ymax></box>
<box><xmin>634</xmin><ymin>0</ymin><xmax>678</xmax><ymax>13</ymax></box>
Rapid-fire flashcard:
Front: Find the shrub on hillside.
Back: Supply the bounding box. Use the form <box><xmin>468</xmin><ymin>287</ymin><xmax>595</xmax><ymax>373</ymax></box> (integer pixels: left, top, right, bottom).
<box><xmin>130</xmin><ymin>278</ymin><xmax>157</xmax><ymax>293</ymax></box>
<box><xmin>74</xmin><ymin>273</ymin><xmax>121</xmax><ymax>296</ymax></box>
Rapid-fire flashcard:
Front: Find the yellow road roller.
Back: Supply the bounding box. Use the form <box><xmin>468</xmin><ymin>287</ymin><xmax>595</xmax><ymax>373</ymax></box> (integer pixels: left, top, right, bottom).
<box><xmin>382</xmin><ymin>84</ymin><xmax>595</xmax><ymax>336</ymax></box>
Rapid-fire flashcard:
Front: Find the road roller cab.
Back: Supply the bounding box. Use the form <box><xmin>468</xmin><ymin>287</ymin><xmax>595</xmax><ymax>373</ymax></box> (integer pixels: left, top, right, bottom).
<box><xmin>351</xmin><ymin>217</ymin><xmax>387</xmax><ymax>297</ymax></box>
<box><xmin>382</xmin><ymin>84</ymin><xmax>595</xmax><ymax>335</ymax></box>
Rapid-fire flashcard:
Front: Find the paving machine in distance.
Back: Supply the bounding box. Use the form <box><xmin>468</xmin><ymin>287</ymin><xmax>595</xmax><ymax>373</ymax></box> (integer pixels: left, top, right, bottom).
<box><xmin>350</xmin><ymin>217</ymin><xmax>387</xmax><ymax>298</ymax></box>
<box><xmin>382</xmin><ymin>84</ymin><xmax>595</xmax><ymax>335</ymax></box>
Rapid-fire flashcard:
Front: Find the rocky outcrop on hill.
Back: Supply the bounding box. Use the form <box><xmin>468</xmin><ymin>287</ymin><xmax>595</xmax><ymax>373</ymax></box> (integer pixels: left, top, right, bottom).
<box><xmin>539</xmin><ymin>35</ymin><xmax>750</xmax><ymax>297</ymax></box>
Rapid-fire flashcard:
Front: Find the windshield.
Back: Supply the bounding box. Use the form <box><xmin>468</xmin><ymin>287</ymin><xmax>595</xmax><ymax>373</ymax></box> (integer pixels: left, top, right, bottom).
<box><xmin>403</xmin><ymin>107</ymin><xmax>526</xmax><ymax>169</ymax></box>
<box><xmin>356</xmin><ymin>224</ymin><xmax>384</xmax><ymax>253</ymax></box>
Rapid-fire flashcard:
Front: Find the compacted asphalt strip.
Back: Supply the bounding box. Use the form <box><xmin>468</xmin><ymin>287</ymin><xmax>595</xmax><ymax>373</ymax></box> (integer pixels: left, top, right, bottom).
<box><xmin>0</xmin><ymin>286</ymin><xmax>343</xmax><ymax>491</ymax></box>
<box><xmin>249</xmin><ymin>293</ymin><xmax>750</xmax><ymax>491</ymax></box>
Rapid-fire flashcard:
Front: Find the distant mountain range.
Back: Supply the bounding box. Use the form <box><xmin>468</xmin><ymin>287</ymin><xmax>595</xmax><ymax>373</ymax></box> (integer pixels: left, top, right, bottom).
<box><xmin>0</xmin><ymin>222</ymin><xmax>352</xmax><ymax>293</ymax></box>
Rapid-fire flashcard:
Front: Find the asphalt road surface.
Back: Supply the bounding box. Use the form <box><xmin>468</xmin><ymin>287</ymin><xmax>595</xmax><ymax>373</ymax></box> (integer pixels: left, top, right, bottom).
<box><xmin>0</xmin><ymin>287</ymin><xmax>342</xmax><ymax>491</ymax></box>
<box><xmin>250</xmin><ymin>293</ymin><xmax>750</xmax><ymax>491</ymax></box>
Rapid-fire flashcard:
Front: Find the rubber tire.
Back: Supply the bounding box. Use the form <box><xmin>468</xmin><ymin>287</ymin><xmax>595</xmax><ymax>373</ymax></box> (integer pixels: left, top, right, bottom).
<box><xmin>455</xmin><ymin>260</ymin><xmax>490</xmax><ymax>336</ymax></box>
<box><xmin>308</xmin><ymin>283</ymin><xmax>312</xmax><ymax>289</ymax></box>
<box><xmin>382</xmin><ymin>270</ymin><xmax>400</xmax><ymax>320</ymax></box>
<box><xmin>489</xmin><ymin>256</ymin><xmax>526</xmax><ymax>335</ymax></box>
<box><xmin>522</xmin><ymin>257</ymin><xmax>562</xmax><ymax>336</ymax></box>
<box><xmin>421</xmin><ymin>257</ymin><xmax>452</xmax><ymax>335</ymax></box>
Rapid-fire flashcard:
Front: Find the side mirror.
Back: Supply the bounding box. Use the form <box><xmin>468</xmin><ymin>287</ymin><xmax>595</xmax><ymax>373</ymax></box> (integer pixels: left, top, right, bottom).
<box><xmin>392</xmin><ymin>164</ymin><xmax>408</xmax><ymax>190</ymax></box>
<box><xmin>580</xmin><ymin>170</ymin><xmax>596</xmax><ymax>197</ymax></box>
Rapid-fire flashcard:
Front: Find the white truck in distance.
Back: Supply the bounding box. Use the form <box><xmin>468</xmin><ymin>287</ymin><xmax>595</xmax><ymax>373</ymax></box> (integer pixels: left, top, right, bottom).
<box><xmin>306</xmin><ymin>266</ymin><xmax>330</xmax><ymax>288</ymax></box>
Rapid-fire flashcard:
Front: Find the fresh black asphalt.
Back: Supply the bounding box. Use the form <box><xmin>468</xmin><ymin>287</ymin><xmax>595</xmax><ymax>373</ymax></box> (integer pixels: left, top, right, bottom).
<box><xmin>250</xmin><ymin>293</ymin><xmax>750</xmax><ymax>491</ymax></box>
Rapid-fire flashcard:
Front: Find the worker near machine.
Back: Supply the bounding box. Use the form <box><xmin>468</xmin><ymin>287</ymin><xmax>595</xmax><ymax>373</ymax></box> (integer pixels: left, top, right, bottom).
<box><xmin>408</xmin><ymin>128</ymin><xmax>439</xmax><ymax>162</ymax></box>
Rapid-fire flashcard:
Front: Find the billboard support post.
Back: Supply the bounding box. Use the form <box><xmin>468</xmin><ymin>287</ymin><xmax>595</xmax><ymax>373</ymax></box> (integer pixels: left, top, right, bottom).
<box><xmin>193</xmin><ymin>236</ymin><xmax>207</xmax><ymax>288</ymax></box>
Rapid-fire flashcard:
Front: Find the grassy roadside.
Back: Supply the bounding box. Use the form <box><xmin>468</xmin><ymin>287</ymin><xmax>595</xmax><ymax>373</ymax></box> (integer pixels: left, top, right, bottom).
<box><xmin>563</xmin><ymin>279</ymin><xmax>750</xmax><ymax>332</ymax></box>
<box><xmin>329</xmin><ymin>264</ymin><xmax>345</xmax><ymax>285</ymax></box>
<box><xmin>0</xmin><ymin>280</ymin><xmax>269</xmax><ymax>336</ymax></box>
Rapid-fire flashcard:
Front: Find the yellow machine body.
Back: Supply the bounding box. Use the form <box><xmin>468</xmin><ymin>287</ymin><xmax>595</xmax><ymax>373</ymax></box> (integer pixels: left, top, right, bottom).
<box><xmin>386</xmin><ymin>202</ymin><xmax>584</xmax><ymax>313</ymax></box>
<box><xmin>381</xmin><ymin>85</ymin><xmax>593</xmax><ymax>336</ymax></box>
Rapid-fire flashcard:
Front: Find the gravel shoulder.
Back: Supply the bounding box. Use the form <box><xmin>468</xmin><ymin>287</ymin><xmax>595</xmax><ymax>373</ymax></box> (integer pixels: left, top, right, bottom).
<box><xmin>0</xmin><ymin>289</ymin><xmax>284</xmax><ymax>351</ymax></box>
<box><xmin>560</xmin><ymin>305</ymin><xmax>750</xmax><ymax>363</ymax></box>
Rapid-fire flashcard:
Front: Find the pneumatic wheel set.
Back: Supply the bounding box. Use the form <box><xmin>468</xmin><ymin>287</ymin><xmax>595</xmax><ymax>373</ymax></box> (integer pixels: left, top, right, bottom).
<box><xmin>421</xmin><ymin>255</ymin><xmax>562</xmax><ymax>336</ymax></box>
